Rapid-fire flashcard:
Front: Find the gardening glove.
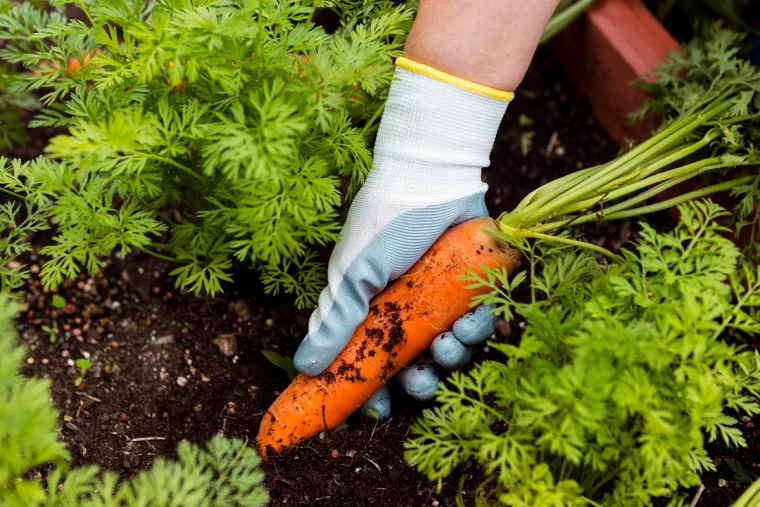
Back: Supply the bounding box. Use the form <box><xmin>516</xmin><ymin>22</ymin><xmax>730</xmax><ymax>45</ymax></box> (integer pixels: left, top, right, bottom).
<box><xmin>293</xmin><ymin>57</ymin><xmax>512</xmax><ymax>419</ymax></box>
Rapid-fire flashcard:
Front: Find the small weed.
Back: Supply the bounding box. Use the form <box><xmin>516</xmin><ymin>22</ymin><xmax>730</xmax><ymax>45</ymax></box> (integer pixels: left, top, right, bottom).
<box><xmin>365</xmin><ymin>406</ymin><xmax>380</xmax><ymax>440</ymax></box>
<box><xmin>41</xmin><ymin>324</ymin><xmax>56</xmax><ymax>343</ymax></box>
<box><xmin>727</xmin><ymin>459</ymin><xmax>755</xmax><ymax>484</ymax></box>
<box><xmin>518</xmin><ymin>114</ymin><xmax>534</xmax><ymax>127</ymax></box>
<box><xmin>74</xmin><ymin>358</ymin><xmax>91</xmax><ymax>387</ymax></box>
<box><xmin>262</xmin><ymin>351</ymin><xmax>297</xmax><ymax>380</ymax></box>
<box><xmin>52</xmin><ymin>295</ymin><xmax>65</xmax><ymax>309</ymax></box>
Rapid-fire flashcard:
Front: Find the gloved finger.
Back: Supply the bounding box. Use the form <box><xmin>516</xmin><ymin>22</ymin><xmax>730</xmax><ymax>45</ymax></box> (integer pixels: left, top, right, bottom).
<box><xmin>397</xmin><ymin>364</ymin><xmax>440</xmax><ymax>401</ymax></box>
<box><xmin>360</xmin><ymin>385</ymin><xmax>392</xmax><ymax>421</ymax></box>
<box><xmin>430</xmin><ymin>331</ymin><xmax>472</xmax><ymax>370</ymax></box>
<box><xmin>451</xmin><ymin>304</ymin><xmax>497</xmax><ymax>345</ymax></box>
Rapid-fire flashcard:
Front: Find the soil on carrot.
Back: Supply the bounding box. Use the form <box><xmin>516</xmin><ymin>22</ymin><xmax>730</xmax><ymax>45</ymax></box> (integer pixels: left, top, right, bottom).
<box><xmin>15</xmin><ymin>48</ymin><xmax>757</xmax><ymax>506</ymax></box>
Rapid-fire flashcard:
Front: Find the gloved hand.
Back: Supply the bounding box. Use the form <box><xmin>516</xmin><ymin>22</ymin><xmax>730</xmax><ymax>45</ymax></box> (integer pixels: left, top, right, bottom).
<box><xmin>293</xmin><ymin>58</ymin><xmax>511</xmax><ymax>420</ymax></box>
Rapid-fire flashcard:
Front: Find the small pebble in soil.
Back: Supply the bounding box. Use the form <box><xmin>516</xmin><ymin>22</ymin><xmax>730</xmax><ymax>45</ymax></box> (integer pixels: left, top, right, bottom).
<box><xmin>495</xmin><ymin>319</ymin><xmax>511</xmax><ymax>339</ymax></box>
<box><xmin>718</xmin><ymin>479</ymin><xmax>727</xmax><ymax>487</ymax></box>
<box><xmin>331</xmin><ymin>449</ymin><xmax>339</xmax><ymax>458</ymax></box>
<box><xmin>26</xmin><ymin>357</ymin><xmax>34</xmax><ymax>364</ymax></box>
<box><xmin>232</xmin><ymin>300</ymin><xmax>252</xmax><ymax>321</ymax></box>
<box><xmin>177</xmin><ymin>376</ymin><xmax>188</xmax><ymax>387</ymax></box>
<box><xmin>212</xmin><ymin>334</ymin><xmax>237</xmax><ymax>357</ymax></box>
<box><xmin>153</xmin><ymin>335</ymin><xmax>174</xmax><ymax>346</ymax></box>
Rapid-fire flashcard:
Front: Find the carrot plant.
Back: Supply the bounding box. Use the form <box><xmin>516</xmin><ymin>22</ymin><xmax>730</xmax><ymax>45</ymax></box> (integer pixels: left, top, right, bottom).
<box><xmin>0</xmin><ymin>0</ymin><xmax>412</xmax><ymax>306</ymax></box>
<box><xmin>633</xmin><ymin>29</ymin><xmax>760</xmax><ymax>263</ymax></box>
<box><xmin>406</xmin><ymin>201</ymin><xmax>760</xmax><ymax>506</ymax></box>
<box><xmin>0</xmin><ymin>1</ymin><xmax>39</xmax><ymax>152</ymax></box>
<box><xmin>403</xmin><ymin>29</ymin><xmax>760</xmax><ymax>506</ymax></box>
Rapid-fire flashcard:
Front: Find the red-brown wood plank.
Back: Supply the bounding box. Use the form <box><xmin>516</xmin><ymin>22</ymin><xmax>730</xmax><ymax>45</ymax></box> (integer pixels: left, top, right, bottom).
<box><xmin>551</xmin><ymin>0</ymin><xmax>681</xmax><ymax>146</ymax></box>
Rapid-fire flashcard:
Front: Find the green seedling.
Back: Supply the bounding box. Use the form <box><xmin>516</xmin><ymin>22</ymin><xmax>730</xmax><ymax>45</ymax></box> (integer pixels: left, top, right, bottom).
<box><xmin>74</xmin><ymin>358</ymin><xmax>91</xmax><ymax>387</ymax></box>
<box><xmin>262</xmin><ymin>351</ymin><xmax>297</xmax><ymax>380</ymax></box>
<box><xmin>365</xmin><ymin>406</ymin><xmax>381</xmax><ymax>440</ymax></box>
<box><xmin>41</xmin><ymin>324</ymin><xmax>56</xmax><ymax>343</ymax></box>
<box><xmin>727</xmin><ymin>458</ymin><xmax>755</xmax><ymax>485</ymax></box>
<box><xmin>518</xmin><ymin>114</ymin><xmax>534</xmax><ymax>127</ymax></box>
<box><xmin>52</xmin><ymin>295</ymin><xmax>65</xmax><ymax>309</ymax></box>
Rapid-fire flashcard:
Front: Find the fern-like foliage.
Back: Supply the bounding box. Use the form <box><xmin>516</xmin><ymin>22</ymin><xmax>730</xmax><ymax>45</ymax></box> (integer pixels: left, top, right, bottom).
<box><xmin>634</xmin><ymin>29</ymin><xmax>760</xmax><ymax>264</ymax></box>
<box><xmin>0</xmin><ymin>291</ymin><xmax>269</xmax><ymax>506</ymax></box>
<box><xmin>405</xmin><ymin>201</ymin><xmax>760</xmax><ymax>506</ymax></box>
<box><xmin>0</xmin><ymin>0</ymin><xmax>40</xmax><ymax>151</ymax></box>
<box><xmin>0</xmin><ymin>0</ymin><xmax>413</xmax><ymax>307</ymax></box>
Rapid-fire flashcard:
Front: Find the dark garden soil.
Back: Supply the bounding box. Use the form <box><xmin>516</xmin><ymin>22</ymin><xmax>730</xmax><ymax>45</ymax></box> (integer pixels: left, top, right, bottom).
<box><xmin>16</xmin><ymin>48</ymin><xmax>759</xmax><ymax>507</ymax></box>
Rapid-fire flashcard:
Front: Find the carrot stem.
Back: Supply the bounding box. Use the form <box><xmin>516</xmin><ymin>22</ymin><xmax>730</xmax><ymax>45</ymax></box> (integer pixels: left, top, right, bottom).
<box><xmin>549</xmin><ymin>157</ymin><xmax>724</xmax><ymax>218</ymax></box>
<box><xmin>504</xmin><ymin>98</ymin><xmax>734</xmax><ymax>228</ymax></box>
<box><xmin>137</xmin><ymin>246</ymin><xmax>180</xmax><ymax>263</ymax></box>
<box><xmin>499</xmin><ymin>224</ymin><xmax>623</xmax><ymax>263</ymax></box>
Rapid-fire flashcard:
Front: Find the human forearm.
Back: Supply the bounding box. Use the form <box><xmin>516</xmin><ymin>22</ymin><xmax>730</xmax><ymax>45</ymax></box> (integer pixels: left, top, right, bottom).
<box><xmin>404</xmin><ymin>0</ymin><xmax>560</xmax><ymax>91</ymax></box>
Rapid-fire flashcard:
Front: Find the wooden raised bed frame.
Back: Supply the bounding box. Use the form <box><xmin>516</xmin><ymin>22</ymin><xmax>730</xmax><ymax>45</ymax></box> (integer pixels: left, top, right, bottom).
<box><xmin>551</xmin><ymin>0</ymin><xmax>681</xmax><ymax>146</ymax></box>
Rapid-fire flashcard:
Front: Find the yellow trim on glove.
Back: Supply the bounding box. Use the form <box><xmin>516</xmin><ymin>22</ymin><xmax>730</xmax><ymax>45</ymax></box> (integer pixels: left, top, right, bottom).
<box><xmin>396</xmin><ymin>57</ymin><xmax>514</xmax><ymax>102</ymax></box>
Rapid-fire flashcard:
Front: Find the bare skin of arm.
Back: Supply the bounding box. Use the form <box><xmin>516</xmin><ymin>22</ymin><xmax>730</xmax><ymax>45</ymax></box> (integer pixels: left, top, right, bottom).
<box><xmin>404</xmin><ymin>0</ymin><xmax>560</xmax><ymax>91</ymax></box>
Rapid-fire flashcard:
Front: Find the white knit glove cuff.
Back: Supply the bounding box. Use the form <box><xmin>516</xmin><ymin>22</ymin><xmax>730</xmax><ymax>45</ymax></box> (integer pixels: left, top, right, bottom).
<box><xmin>369</xmin><ymin>64</ymin><xmax>509</xmax><ymax>201</ymax></box>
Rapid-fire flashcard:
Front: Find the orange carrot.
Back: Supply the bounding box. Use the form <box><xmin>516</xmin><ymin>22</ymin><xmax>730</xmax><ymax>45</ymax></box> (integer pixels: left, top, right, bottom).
<box><xmin>35</xmin><ymin>52</ymin><xmax>97</xmax><ymax>78</ymax></box>
<box><xmin>66</xmin><ymin>57</ymin><xmax>81</xmax><ymax>73</ymax></box>
<box><xmin>256</xmin><ymin>217</ymin><xmax>520</xmax><ymax>456</ymax></box>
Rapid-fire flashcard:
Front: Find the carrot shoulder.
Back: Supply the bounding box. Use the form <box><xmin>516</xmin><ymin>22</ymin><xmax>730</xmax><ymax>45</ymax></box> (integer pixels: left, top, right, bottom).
<box><xmin>256</xmin><ymin>217</ymin><xmax>521</xmax><ymax>456</ymax></box>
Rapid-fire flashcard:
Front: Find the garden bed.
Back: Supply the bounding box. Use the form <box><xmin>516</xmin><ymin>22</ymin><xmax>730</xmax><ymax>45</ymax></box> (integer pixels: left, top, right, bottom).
<box><xmin>16</xmin><ymin>48</ymin><xmax>758</xmax><ymax>506</ymax></box>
